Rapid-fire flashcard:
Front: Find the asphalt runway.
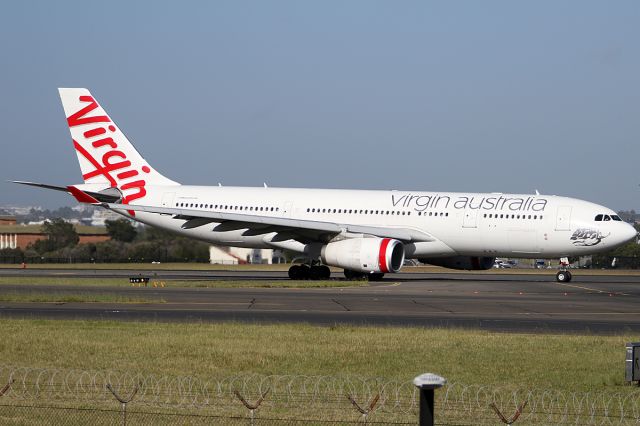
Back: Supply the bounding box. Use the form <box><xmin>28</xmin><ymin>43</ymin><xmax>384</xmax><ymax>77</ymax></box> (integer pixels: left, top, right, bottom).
<box><xmin>1</xmin><ymin>268</ymin><xmax>640</xmax><ymax>334</ymax></box>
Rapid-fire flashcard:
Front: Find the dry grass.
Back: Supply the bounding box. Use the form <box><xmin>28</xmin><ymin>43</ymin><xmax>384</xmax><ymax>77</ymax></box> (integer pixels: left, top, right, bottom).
<box><xmin>0</xmin><ymin>277</ymin><xmax>366</xmax><ymax>288</ymax></box>
<box><xmin>0</xmin><ymin>319</ymin><xmax>632</xmax><ymax>393</ymax></box>
<box><xmin>0</xmin><ymin>291</ymin><xmax>164</xmax><ymax>303</ymax></box>
<box><xmin>1</xmin><ymin>262</ymin><xmax>639</xmax><ymax>276</ymax></box>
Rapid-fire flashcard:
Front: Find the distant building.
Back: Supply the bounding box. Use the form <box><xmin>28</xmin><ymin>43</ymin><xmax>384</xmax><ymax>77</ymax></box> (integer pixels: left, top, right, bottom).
<box><xmin>0</xmin><ymin>206</ymin><xmax>44</xmax><ymax>216</ymax></box>
<box><xmin>0</xmin><ymin>217</ymin><xmax>110</xmax><ymax>250</ymax></box>
<box><xmin>0</xmin><ymin>216</ymin><xmax>17</xmax><ymax>226</ymax></box>
<box><xmin>209</xmin><ymin>246</ymin><xmax>285</xmax><ymax>265</ymax></box>
<box><xmin>86</xmin><ymin>208</ymin><xmax>127</xmax><ymax>227</ymax></box>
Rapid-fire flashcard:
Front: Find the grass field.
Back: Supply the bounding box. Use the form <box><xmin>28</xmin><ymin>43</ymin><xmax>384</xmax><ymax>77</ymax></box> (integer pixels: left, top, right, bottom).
<box><xmin>0</xmin><ymin>291</ymin><xmax>164</xmax><ymax>303</ymax></box>
<box><xmin>2</xmin><ymin>262</ymin><xmax>640</xmax><ymax>276</ymax></box>
<box><xmin>0</xmin><ymin>276</ymin><xmax>365</xmax><ymax>288</ymax></box>
<box><xmin>0</xmin><ymin>318</ymin><xmax>632</xmax><ymax>394</ymax></box>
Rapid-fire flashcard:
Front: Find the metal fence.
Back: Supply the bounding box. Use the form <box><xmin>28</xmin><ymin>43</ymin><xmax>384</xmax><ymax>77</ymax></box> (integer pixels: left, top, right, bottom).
<box><xmin>2</xmin><ymin>365</ymin><xmax>640</xmax><ymax>424</ymax></box>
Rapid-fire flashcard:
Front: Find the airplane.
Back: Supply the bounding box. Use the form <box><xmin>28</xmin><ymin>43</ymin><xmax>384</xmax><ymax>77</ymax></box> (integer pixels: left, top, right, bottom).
<box><xmin>13</xmin><ymin>88</ymin><xmax>638</xmax><ymax>283</ymax></box>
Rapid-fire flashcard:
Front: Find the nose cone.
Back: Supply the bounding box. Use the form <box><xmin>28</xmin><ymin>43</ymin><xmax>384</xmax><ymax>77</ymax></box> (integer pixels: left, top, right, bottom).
<box><xmin>619</xmin><ymin>223</ymin><xmax>638</xmax><ymax>246</ymax></box>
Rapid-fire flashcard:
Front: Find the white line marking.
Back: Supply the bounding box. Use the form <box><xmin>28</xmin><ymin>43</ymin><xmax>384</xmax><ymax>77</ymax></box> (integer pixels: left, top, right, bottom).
<box><xmin>556</xmin><ymin>282</ymin><xmax>629</xmax><ymax>296</ymax></box>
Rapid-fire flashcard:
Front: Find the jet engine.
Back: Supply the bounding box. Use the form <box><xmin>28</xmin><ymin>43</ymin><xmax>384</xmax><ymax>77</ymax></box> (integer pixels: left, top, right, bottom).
<box><xmin>321</xmin><ymin>238</ymin><xmax>405</xmax><ymax>274</ymax></box>
<box><xmin>420</xmin><ymin>256</ymin><xmax>495</xmax><ymax>270</ymax></box>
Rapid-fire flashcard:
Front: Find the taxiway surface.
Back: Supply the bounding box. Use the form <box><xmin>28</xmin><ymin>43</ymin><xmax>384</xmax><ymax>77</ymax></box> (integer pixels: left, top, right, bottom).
<box><xmin>1</xmin><ymin>268</ymin><xmax>639</xmax><ymax>333</ymax></box>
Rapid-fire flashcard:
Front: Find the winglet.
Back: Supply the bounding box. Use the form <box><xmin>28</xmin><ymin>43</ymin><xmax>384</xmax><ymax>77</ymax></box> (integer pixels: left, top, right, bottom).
<box><xmin>66</xmin><ymin>186</ymin><xmax>100</xmax><ymax>204</ymax></box>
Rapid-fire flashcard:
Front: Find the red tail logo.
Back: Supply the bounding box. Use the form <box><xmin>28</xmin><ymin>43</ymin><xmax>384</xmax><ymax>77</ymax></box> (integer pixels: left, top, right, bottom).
<box><xmin>69</xmin><ymin>96</ymin><xmax>149</xmax><ymax>215</ymax></box>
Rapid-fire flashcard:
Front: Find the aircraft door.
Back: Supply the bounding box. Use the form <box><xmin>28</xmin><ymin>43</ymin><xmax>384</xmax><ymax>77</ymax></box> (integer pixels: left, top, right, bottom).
<box><xmin>555</xmin><ymin>206</ymin><xmax>572</xmax><ymax>231</ymax></box>
<box><xmin>282</xmin><ymin>201</ymin><xmax>293</xmax><ymax>218</ymax></box>
<box><xmin>161</xmin><ymin>192</ymin><xmax>175</xmax><ymax>207</ymax></box>
<box><xmin>462</xmin><ymin>208</ymin><xmax>479</xmax><ymax>228</ymax></box>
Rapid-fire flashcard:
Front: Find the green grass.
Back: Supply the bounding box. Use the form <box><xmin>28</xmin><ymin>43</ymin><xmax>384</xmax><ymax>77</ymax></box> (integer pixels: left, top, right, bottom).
<box><xmin>0</xmin><ymin>276</ymin><xmax>366</xmax><ymax>288</ymax></box>
<box><xmin>0</xmin><ymin>263</ymin><xmax>293</xmax><ymax>271</ymax></box>
<box><xmin>0</xmin><ymin>319</ymin><xmax>632</xmax><ymax>393</ymax></box>
<box><xmin>2</xmin><ymin>262</ymin><xmax>640</xmax><ymax>276</ymax></box>
<box><xmin>0</xmin><ymin>291</ymin><xmax>164</xmax><ymax>304</ymax></box>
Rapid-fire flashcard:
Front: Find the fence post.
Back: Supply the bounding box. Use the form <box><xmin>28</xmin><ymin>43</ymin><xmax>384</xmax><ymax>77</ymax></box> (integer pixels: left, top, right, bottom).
<box><xmin>347</xmin><ymin>393</ymin><xmax>379</xmax><ymax>424</ymax></box>
<box><xmin>413</xmin><ymin>373</ymin><xmax>446</xmax><ymax>426</ymax></box>
<box><xmin>106</xmin><ymin>382</ymin><xmax>139</xmax><ymax>426</ymax></box>
<box><xmin>234</xmin><ymin>389</ymin><xmax>269</xmax><ymax>426</ymax></box>
<box><xmin>0</xmin><ymin>379</ymin><xmax>14</xmax><ymax>397</ymax></box>
<box><xmin>490</xmin><ymin>401</ymin><xmax>528</xmax><ymax>425</ymax></box>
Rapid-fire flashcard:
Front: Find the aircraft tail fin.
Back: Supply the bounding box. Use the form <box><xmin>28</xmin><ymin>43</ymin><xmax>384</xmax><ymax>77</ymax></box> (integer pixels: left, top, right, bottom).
<box><xmin>58</xmin><ymin>88</ymin><xmax>179</xmax><ymax>205</ymax></box>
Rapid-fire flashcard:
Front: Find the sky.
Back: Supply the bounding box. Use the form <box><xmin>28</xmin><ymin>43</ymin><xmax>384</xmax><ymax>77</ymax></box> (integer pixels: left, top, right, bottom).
<box><xmin>0</xmin><ymin>1</ymin><xmax>638</xmax><ymax>210</ymax></box>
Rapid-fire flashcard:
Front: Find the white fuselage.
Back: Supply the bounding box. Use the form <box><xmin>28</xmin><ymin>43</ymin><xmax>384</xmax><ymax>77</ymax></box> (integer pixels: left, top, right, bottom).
<box><xmin>123</xmin><ymin>185</ymin><xmax>636</xmax><ymax>260</ymax></box>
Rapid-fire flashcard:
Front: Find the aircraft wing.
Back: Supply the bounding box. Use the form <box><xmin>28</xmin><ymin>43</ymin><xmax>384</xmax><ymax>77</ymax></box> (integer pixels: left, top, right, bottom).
<box><xmin>98</xmin><ymin>201</ymin><xmax>435</xmax><ymax>243</ymax></box>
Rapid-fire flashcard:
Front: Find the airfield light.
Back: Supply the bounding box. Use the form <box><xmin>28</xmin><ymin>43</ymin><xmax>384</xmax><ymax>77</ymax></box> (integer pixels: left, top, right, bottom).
<box><xmin>413</xmin><ymin>373</ymin><xmax>447</xmax><ymax>426</ymax></box>
<box><xmin>625</xmin><ymin>342</ymin><xmax>640</xmax><ymax>385</ymax></box>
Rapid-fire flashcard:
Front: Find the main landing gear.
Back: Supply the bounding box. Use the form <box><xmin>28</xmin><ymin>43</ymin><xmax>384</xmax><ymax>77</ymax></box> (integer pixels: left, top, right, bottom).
<box><xmin>288</xmin><ymin>264</ymin><xmax>331</xmax><ymax>280</ymax></box>
<box><xmin>343</xmin><ymin>270</ymin><xmax>385</xmax><ymax>281</ymax></box>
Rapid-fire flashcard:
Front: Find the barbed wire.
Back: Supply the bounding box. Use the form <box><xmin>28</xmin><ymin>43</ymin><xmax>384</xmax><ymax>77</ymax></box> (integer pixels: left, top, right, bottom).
<box><xmin>2</xmin><ymin>365</ymin><xmax>640</xmax><ymax>424</ymax></box>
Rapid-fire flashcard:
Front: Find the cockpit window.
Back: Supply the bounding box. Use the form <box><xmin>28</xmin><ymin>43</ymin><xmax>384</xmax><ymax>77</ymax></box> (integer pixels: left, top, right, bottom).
<box><xmin>604</xmin><ymin>215</ymin><xmax>611</xmax><ymax>221</ymax></box>
<box><xmin>612</xmin><ymin>215</ymin><xmax>622</xmax><ymax>221</ymax></box>
<box><xmin>595</xmin><ymin>214</ymin><xmax>603</xmax><ymax>221</ymax></box>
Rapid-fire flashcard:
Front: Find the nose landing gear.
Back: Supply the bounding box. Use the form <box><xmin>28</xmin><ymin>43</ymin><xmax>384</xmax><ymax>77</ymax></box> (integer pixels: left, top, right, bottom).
<box><xmin>555</xmin><ymin>270</ymin><xmax>572</xmax><ymax>283</ymax></box>
<box><xmin>555</xmin><ymin>257</ymin><xmax>572</xmax><ymax>283</ymax></box>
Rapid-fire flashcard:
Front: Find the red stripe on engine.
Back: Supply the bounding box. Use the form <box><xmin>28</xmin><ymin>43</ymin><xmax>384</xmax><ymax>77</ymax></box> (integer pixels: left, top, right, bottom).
<box><xmin>379</xmin><ymin>238</ymin><xmax>391</xmax><ymax>273</ymax></box>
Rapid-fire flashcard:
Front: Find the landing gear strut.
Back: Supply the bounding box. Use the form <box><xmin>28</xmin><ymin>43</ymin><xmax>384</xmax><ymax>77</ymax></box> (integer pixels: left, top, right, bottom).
<box><xmin>288</xmin><ymin>264</ymin><xmax>331</xmax><ymax>280</ymax></box>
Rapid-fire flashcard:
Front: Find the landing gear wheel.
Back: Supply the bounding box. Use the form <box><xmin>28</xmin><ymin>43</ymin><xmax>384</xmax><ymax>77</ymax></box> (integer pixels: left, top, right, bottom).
<box><xmin>320</xmin><ymin>265</ymin><xmax>331</xmax><ymax>280</ymax></box>
<box><xmin>344</xmin><ymin>269</ymin><xmax>365</xmax><ymax>281</ymax></box>
<box><xmin>368</xmin><ymin>273</ymin><xmax>385</xmax><ymax>282</ymax></box>
<box><xmin>310</xmin><ymin>265</ymin><xmax>330</xmax><ymax>280</ymax></box>
<box><xmin>288</xmin><ymin>265</ymin><xmax>301</xmax><ymax>280</ymax></box>
<box><xmin>556</xmin><ymin>271</ymin><xmax>572</xmax><ymax>283</ymax></box>
<box><xmin>298</xmin><ymin>264</ymin><xmax>310</xmax><ymax>280</ymax></box>
<box><xmin>288</xmin><ymin>264</ymin><xmax>311</xmax><ymax>280</ymax></box>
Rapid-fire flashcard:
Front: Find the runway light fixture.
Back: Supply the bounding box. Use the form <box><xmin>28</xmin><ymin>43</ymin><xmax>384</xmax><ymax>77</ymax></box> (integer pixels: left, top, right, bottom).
<box><xmin>625</xmin><ymin>342</ymin><xmax>640</xmax><ymax>385</ymax></box>
<box><xmin>413</xmin><ymin>373</ymin><xmax>446</xmax><ymax>426</ymax></box>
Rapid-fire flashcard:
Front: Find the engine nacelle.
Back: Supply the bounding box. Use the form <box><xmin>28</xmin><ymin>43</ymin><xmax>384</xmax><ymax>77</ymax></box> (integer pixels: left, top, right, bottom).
<box><xmin>321</xmin><ymin>238</ymin><xmax>405</xmax><ymax>274</ymax></box>
<box><xmin>420</xmin><ymin>256</ymin><xmax>495</xmax><ymax>270</ymax></box>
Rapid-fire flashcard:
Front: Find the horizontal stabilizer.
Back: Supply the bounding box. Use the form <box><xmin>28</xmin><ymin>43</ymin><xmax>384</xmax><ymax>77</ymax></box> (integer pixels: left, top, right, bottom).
<box><xmin>10</xmin><ymin>180</ymin><xmax>69</xmax><ymax>192</ymax></box>
<box><xmin>11</xmin><ymin>181</ymin><xmax>122</xmax><ymax>204</ymax></box>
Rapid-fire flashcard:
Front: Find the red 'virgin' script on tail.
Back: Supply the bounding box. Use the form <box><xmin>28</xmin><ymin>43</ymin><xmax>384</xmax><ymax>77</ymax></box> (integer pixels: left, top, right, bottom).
<box><xmin>68</xmin><ymin>95</ymin><xmax>150</xmax><ymax>215</ymax></box>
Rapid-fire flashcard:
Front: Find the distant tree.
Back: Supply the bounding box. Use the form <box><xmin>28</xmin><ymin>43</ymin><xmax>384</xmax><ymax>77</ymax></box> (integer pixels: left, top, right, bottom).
<box><xmin>94</xmin><ymin>240</ymin><xmax>126</xmax><ymax>262</ymax></box>
<box><xmin>105</xmin><ymin>219</ymin><xmax>137</xmax><ymax>242</ymax></box>
<box><xmin>138</xmin><ymin>225</ymin><xmax>177</xmax><ymax>242</ymax></box>
<box><xmin>31</xmin><ymin>218</ymin><xmax>79</xmax><ymax>253</ymax></box>
<box><xmin>0</xmin><ymin>247</ymin><xmax>24</xmax><ymax>263</ymax></box>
